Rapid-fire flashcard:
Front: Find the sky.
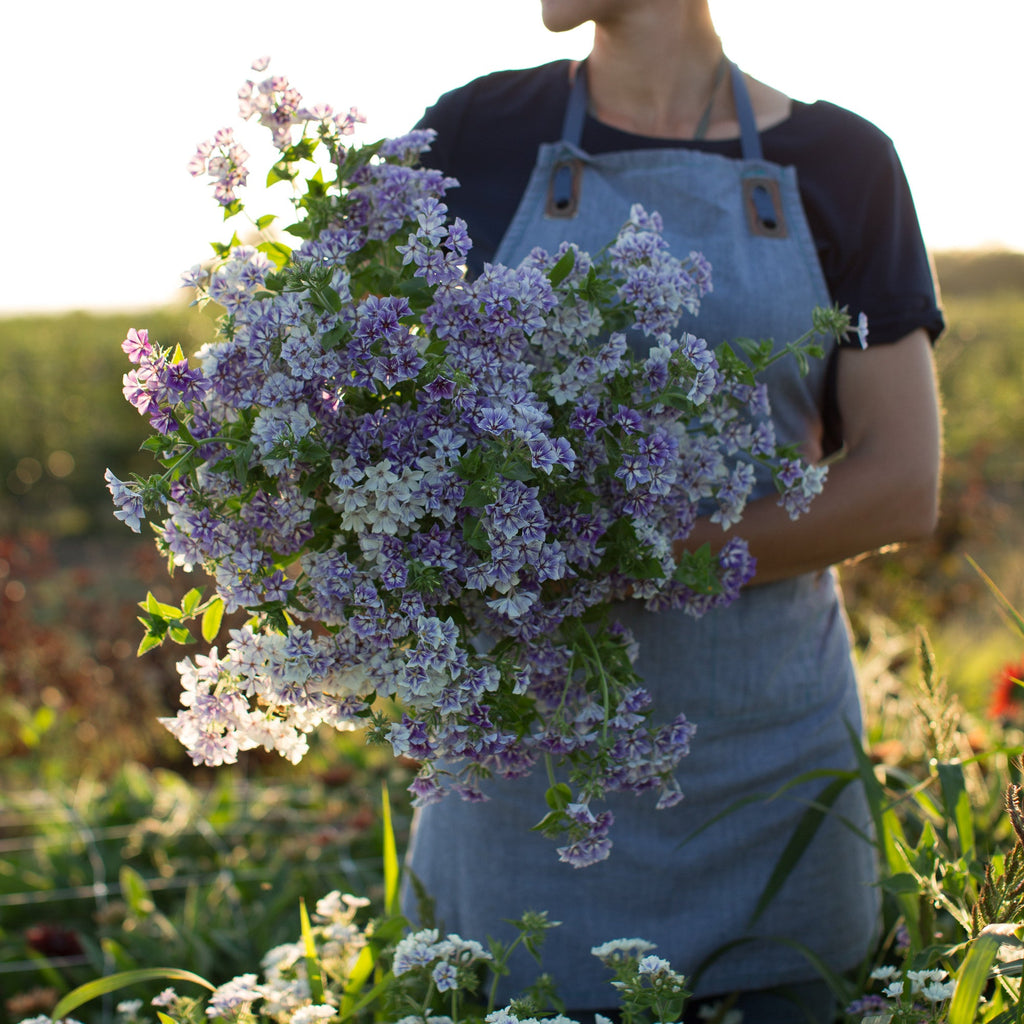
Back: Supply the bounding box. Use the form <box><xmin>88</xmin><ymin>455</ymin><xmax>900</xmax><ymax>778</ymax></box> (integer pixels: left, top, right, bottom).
<box><xmin>3</xmin><ymin>0</ymin><xmax>1020</xmax><ymax>314</ymax></box>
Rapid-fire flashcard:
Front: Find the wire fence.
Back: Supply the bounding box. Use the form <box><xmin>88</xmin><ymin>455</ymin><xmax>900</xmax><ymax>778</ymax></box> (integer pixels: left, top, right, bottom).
<box><xmin>0</xmin><ymin>777</ymin><xmax>394</xmax><ymax>1021</ymax></box>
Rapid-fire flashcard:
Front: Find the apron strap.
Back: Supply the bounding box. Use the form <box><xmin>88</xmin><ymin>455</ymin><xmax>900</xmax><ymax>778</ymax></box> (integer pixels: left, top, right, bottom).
<box><xmin>561</xmin><ymin>61</ymin><xmax>590</xmax><ymax>147</ymax></box>
<box><xmin>728</xmin><ymin>61</ymin><xmax>763</xmax><ymax>162</ymax></box>
<box><xmin>558</xmin><ymin>56</ymin><xmax>763</xmax><ymax>161</ymax></box>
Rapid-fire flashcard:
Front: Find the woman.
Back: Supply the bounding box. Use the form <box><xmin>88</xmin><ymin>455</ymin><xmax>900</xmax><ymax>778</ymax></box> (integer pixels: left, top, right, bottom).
<box><xmin>404</xmin><ymin>2</ymin><xmax>944</xmax><ymax>1020</ymax></box>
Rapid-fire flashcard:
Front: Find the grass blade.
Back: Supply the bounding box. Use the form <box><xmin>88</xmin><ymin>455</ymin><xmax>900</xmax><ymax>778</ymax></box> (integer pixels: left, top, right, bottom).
<box><xmin>381</xmin><ymin>780</ymin><xmax>400</xmax><ymax>918</ymax></box>
<box><xmin>949</xmin><ymin>931</ymin><xmax>1001</xmax><ymax>1024</ymax></box>
<box><xmin>748</xmin><ymin>775</ymin><xmax>852</xmax><ymax>927</ymax></box>
<box><xmin>968</xmin><ymin>555</ymin><xmax>1024</xmax><ymax>642</ymax></box>
<box><xmin>299</xmin><ymin>897</ymin><xmax>326</xmax><ymax>1004</ymax></box>
<box><xmin>52</xmin><ymin>969</ymin><xmax>214</xmax><ymax>1019</ymax></box>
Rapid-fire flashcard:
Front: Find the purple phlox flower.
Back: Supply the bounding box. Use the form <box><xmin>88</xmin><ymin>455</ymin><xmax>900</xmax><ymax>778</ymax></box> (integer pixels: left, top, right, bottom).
<box><xmin>445</xmin><ymin>218</ymin><xmax>472</xmax><ymax>258</ymax></box>
<box><xmin>476</xmin><ymin>406</ymin><xmax>513</xmax><ymax>436</ymax></box>
<box><xmin>412</xmin><ymin>196</ymin><xmax>447</xmax><ymax>246</ymax></box>
<box><xmin>427</xmin><ymin>427</ymin><xmax>464</xmax><ymax>461</ymax></box>
<box><xmin>711</xmin><ymin>462</ymin><xmax>756</xmax><ymax>530</ymax></box>
<box><xmin>354</xmin><ymin>294</ymin><xmax>411</xmax><ymax>343</ymax></box>
<box><xmin>845</xmin><ymin>995</ymin><xmax>889</xmax><ymax>1017</ymax></box>
<box><xmin>486</xmin><ymin>587</ymin><xmax>538</xmax><ymax>620</ymax></box>
<box><xmin>389</xmin><ymin>716</ymin><xmax>436</xmax><ymax>761</ymax></box>
<box><xmin>379</xmin><ymin>128</ymin><xmax>437</xmax><ymax>161</ymax></box>
<box><xmin>163</xmin><ymin>357</ymin><xmax>211</xmax><ymax>404</ymax></box>
<box><xmin>610</xmin><ymin>687</ymin><xmax>651</xmax><ymax>729</ymax></box>
<box><xmin>528</xmin><ymin>434</ymin><xmax>576</xmax><ymax>474</ymax></box>
<box><xmin>616</xmin><ymin>450</ymin><xmax>650</xmax><ymax>491</ymax></box>
<box><xmin>568</xmin><ymin>401</ymin><xmax>605</xmax><ymax>440</ymax></box>
<box><xmin>625</xmin><ymin>203</ymin><xmax>664</xmax><ymax>233</ymax></box>
<box><xmin>643</xmin><ymin>345</ymin><xmax>672</xmax><ymax>391</ymax></box>
<box><xmin>778</xmin><ymin>461</ymin><xmax>828</xmax><ymax>520</ymax></box>
<box><xmin>105</xmin><ymin>469</ymin><xmax>146</xmax><ymax>533</ymax></box>
<box><xmin>408</xmin><ymin>769</ymin><xmax>447</xmax><ymax>807</ymax></box>
<box><xmin>423</xmin><ymin>375</ymin><xmax>458</xmax><ymax>402</ymax></box>
<box><xmin>557</xmin><ymin>803</ymin><xmax>614</xmax><ymax>868</ymax></box>
<box><xmin>594</xmin><ymin>331</ymin><xmax>628</xmax><ymax>376</ymax></box>
<box><xmin>750</xmin><ymin>419</ymin><xmax>776</xmax><ymax>457</ymax></box>
<box><xmin>180</xmin><ymin>264</ymin><xmax>209</xmax><ymax>291</ymax></box>
<box><xmin>613</xmin><ymin>405</ymin><xmax>643</xmax><ymax>435</ymax></box>
<box><xmin>251</xmin><ymin>404</ymin><xmax>317</xmax><ymax>476</ymax></box>
<box><xmin>432</xmin><ymin>961</ymin><xmax>459</xmax><ymax>992</ymax></box>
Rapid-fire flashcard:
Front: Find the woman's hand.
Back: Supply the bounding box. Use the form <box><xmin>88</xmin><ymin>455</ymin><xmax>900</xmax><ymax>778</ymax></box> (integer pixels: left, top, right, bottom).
<box><xmin>673</xmin><ymin>328</ymin><xmax>941</xmax><ymax>585</ymax></box>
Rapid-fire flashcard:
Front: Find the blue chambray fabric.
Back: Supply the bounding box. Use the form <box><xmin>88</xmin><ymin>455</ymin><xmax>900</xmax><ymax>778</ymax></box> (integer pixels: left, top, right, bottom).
<box><xmin>404</xmin><ymin>64</ymin><xmax>878</xmax><ymax>1007</ymax></box>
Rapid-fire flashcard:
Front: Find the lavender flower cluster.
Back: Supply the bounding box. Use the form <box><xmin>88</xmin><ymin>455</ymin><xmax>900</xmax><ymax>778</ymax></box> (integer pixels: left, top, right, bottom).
<box><xmin>106</xmin><ymin>61</ymin><xmax>831</xmax><ymax>866</ymax></box>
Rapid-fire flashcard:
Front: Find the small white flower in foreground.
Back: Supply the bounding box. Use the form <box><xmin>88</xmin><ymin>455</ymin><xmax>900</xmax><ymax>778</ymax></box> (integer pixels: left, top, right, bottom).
<box><xmin>290</xmin><ymin>1005</ymin><xmax>338</xmax><ymax>1024</ymax></box>
<box><xmin>869</xmin><ymin>965</ymin><xmax>899</xmax><ymax>981</ymax></box>
<box><xmin>590</xmin><ymin>937</ymin><xmax>657</xmax><ymax>962</ymax></box>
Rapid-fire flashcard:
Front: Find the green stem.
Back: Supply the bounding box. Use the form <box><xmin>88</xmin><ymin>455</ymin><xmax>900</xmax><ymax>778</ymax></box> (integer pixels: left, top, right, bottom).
<box><xmin>578</xmin><ymin>628</ymin><xmax>611</xmax><ymax>740</ymax></box>
<box><xmin>545</xmin><ymin>754</ymin><xmax>558</xmax><ymax>791</ymax></box>
<box><xmin>487</xmin><ymin>935</ymin><xmax>526</xmax><ymax>1011</ymax></box>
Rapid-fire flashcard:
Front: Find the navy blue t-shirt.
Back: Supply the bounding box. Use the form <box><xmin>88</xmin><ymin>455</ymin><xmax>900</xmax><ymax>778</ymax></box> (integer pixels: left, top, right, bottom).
<box><xmin>416</xmin><ymin>59</ymin><xmax>944</xmax><ymax>349</ymax></box>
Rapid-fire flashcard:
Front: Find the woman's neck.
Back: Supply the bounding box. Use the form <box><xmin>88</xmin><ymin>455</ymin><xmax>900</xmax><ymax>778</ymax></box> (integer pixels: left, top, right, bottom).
<box><xmin>585</xmin><ymin>2</ymin><xmax>726</xmax><ymax>139</ymax></box>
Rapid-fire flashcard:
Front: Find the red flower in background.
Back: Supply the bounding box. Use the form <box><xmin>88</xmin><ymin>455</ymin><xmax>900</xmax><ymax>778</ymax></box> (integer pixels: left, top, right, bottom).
<box><xmin>988</xmin><ymin>658</ymin><xmax>1024</xmax><ymax>721</ymax></box>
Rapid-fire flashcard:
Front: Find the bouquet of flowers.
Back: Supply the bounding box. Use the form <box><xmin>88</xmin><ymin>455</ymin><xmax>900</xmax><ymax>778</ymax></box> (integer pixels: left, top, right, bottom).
<box><xmin>106</xmin><ymin>59</ymin><xmax>840</xmax><ymax>866</ymax></box>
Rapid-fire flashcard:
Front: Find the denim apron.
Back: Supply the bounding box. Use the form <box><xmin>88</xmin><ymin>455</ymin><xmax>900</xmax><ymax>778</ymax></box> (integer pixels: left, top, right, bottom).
<box><xmin>405</xmin><ymin>63</ymin><xmax>879</xmax><ymax>1005</ymax></box>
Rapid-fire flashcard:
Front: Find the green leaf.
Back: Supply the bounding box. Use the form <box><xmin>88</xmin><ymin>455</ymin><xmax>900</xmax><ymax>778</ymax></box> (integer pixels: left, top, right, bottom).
<box><xmin>257</xmin><ymin>240</ymin><xmax>292</xmax><ymax>270</ymax></box>
<box><xmin>321</xmin><ymin>324</ymin><xmax>349</xmax><ymax>350</ymax></box>
<box><xmin>461</xmin><ymin>516</ymin><xmax>491</xmax><ymax>554</ymax></box>
<box><xmin>545</xmin><ymin>782</ymin><xmax>572</xmax><ymax>811</ymax></box>
<box><xmin>202</xmin><ymin>597</ymin><xmax>225</xmax><ymax>643</ymax></box>
<box><xmin>547</xmin><ymin>247</ymin><xmax>576</xmax><ymax>287</ymax></box>
<box><xmin>180</xmin><ymin>587</ymin><xmax>203</xmax><ymax>616</ymax></box>
<box><xmin>299</xmin><ymin>898</ymin><xmax>325</xmax><ymax>1004</ymax></box>
<box><xmin>880</xmin><ymin>872</ymin><xmax>925</xmax><ymax>894</ymax></box>
<box><xmin>157</xmin><ymin>1014</ymin><xmax>179</xmax><ymax>1024</ymax></box>
<box><xmin>949</xmin><ymin>932</ymin><xmax>1002</xmax><ymax>1024</ymax></box>
<box><xmin>255</xmin><ymin>213</ymin><xmax>277</xmax><ymax>230</ymax></box>
<box><xmin>937</xmin><ymin>759</ymin><xmax>976</xmax><ymax>859</ymax></box>
<box><xmin>143</xmin><ymin>591</ymin><xmax>183</xmax><ymax>620</ymax></box>
<box><xmin>168</xmin><ymin>625</ymin><xmax>194</xmax><ymax>645</ymax></box>
<box><xmin>52</xmin><ymin>969</ymin><xmax>215</xmax><ymax>1018</ymax></box>
<box><xmin>137</xmin><ymin>631</ymin><xmax>165</xmax><ymax>656</ymax></box>
<box><xmin>673</xmin><ymin>545</ymin><xmax>723</xmax><ymax>595</ymax></box>
<box><xmin>267</xmin><ymin>163</ymin><xmax>296</xmax><ymax>186</ymax></box>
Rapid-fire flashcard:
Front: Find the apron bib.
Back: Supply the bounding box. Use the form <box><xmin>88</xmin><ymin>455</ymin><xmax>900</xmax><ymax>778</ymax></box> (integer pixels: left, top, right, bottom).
<box><xmin>405</xmin><ymin>62</ymin><xmax>878</xmax><ymax>1005</ymax></box>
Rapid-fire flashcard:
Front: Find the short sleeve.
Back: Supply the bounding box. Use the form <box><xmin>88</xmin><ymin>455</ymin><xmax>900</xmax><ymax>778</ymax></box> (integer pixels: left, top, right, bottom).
<box><xmin>784</xmin><ymin>102</ymin><xmax>945</xmax><ymax>348</ymax></box>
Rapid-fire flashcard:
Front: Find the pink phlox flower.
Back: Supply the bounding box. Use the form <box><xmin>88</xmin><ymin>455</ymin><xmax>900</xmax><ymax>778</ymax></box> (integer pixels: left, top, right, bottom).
<box><xmin>121</xmin><ymin>327</ymin><xmax>151</xmax><ymax>364</ymax></box>
<box><xmin>251</xmin><ymin>55</ymin><xmax>271</xmax><ymax>72</ymax></box>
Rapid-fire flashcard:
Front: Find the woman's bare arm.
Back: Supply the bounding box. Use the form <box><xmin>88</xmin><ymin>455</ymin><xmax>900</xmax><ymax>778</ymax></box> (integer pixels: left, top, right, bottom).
<box><xmin>674</xmin><ymin>328</ymin><xmax>942</xmax><ymax>584</ymax></box>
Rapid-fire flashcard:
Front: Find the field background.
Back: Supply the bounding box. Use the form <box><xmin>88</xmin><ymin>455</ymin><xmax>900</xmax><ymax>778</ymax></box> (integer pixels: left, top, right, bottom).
<box><xmin>1</xmin><ymin>249</ymin><xmax>1023</xmax><ymax>1020</ymax></box>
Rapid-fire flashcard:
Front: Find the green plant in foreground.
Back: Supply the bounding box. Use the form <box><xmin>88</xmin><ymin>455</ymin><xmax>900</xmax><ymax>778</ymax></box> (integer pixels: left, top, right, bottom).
<box><xmin>21</xmin><ymin>787</ymin><xmax>690</xmax><ymax>1024</ymax></box>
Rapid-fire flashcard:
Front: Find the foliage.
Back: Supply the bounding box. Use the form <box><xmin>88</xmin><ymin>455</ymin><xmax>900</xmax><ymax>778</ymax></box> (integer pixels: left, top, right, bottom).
<box><xmin>0</xmin><ymin>763</ymin><xmax>410</xmax><ymax>1024</ymax></box>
